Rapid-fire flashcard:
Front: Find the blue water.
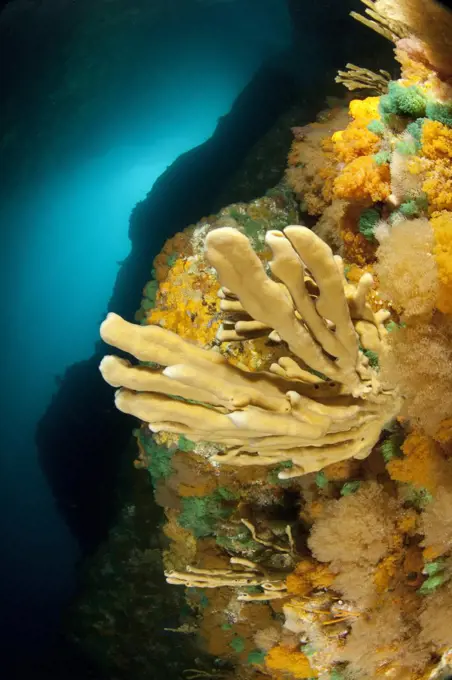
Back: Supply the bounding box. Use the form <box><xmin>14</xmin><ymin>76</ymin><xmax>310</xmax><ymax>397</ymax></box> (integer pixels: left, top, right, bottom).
<box><xmin>0</xmin><ymin>0</ymin><xmax>291</xmax><ymax>656</ymax></box>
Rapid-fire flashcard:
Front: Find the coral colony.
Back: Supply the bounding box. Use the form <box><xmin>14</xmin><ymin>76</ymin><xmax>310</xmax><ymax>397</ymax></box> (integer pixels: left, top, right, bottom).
<box><xmin>100</xmin><ymin>2</ymin><xmax>452</xmax><ymax>678</ymax></box>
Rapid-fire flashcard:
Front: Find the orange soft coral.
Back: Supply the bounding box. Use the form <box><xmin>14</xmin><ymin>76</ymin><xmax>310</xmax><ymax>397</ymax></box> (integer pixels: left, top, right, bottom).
<box><xmin>373</xmin><ymin>512</ymin><xmax>419</xmax><ymax>593</ymax></box>
<box><xmin>332</xmin><ymin>97</ymin><xmax>381</xmax><ymax>164</ymax></box>
<box><xmin>430</xmin><ymin>211</ymin><xmax>452</xmax><ymax>314</ymax></box>
<box><xmin>373</xmin><ymin>553</ymin><xmax>402</xmax><ymax>593</ymax></box>
<box><xmin>286</xmin><ymin>559</ymin><xmax>335</xmax><ymax>597</ymax></box>
<box><xmin>265</xmin><ymin>645</ymin><xmax>318</xmax><ymax>679</ymax></box>
<box><xmin>422</xmin><ymin>160</ymin><xmax>452</xmax><ymax>213</ymax></box>
<box><xmin>387</xmin><ymin>431</ymin><xmax>449</xmax><ymax>492</ymax></box>
<box><xmin>332</xmin><ymin>126</ymin><xmax>380</xmax><ymax>164</ymax></box>
<box><xmin>422</xmin><ymin>120</ymin><xmax>452</xmax><ymax>160</ymax></box>
<box><xmin>333</xmin><ymin>156</ymin><xmax>391</xmax><ymax>203</ymax></box>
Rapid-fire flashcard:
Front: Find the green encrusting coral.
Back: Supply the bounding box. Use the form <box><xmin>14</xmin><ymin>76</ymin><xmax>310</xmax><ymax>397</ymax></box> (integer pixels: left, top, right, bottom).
<box><xmin>267</xmin><ymin>460</ymin><xmax>294</xmax><ymax>485</ymax></box>
<box><xmin>380</xmin><ymin>431</ymin><xmax>404</xmax><ymax>462</ymax></box>
<box><xmin>380</xmin><ymin>82</ymin><xmax>427</xmax><ymax>122</ymax></box>
<box><xmin>229</xmin><ymin>637</ymin><xmax>246</xmax><ymax>653</ymax></box>
<box><xmin>177</xmin><ymin>435</ymin><xmax>196</xmax><ymax>452</ymax></box>
<box><xmin>315</xmin><ymin>470</ymin><xmax>329</xmax><ymax>490</ymax></box>
<box><xmin>367</xmin><ymin>119</ymin><xmax>385</xmax><ymax>136</ymax></box>
<box><xmin>396</xmin><ymin>137</ymin><xmax>419</xmax><ymax>156</ymax></box>
<box><xmin>136</xmin><ymin>279</ymin><xmax>159</xmax><ymax>324</ymax></box>
<box><xmin>406</xmin><ymin>118</ymin><xmax>425</xmax><ymax>146</ymax></box>
<box><xmin>247</xmin><ymin>650</ymin><xmax>266</xmax><ymax>665</ymax></box>
<box><xmin>373</xmin><ymin>149</ymin><xmax>391</xmax><ymax>165</ymax></box>
<box><xmin>386</xmin><ymin>320</ymin><xmax>402</xmax><ymax>333</ymax></box>
<box><xmin>425</xmin><ymin>100</ymin><xmax>452</xmax><ymax>127</ymax></box>
<box><xmin>328</xmin><ymin>670</ymin><xmax>347</xmax><ymax>680</ymax></box>
<box><xmin>178</xmin><ymin>487</ymin><xmax>239</xmax><ymax>538</ymax></box>
<box><xmin>399</xmin><ymin>194</ymin><xmax>428</xmax><ymax>218</ymax></box>
<box><xmin>363</xmin><ymin>348</ymin><xmax>379</xmax><ymax>369</ymax></box>
<box><xmin>358</xmin><ymin>207</ymin><xmax>380</xmax><ymax>240</ymax></box>
<box><xmin>223</xmin><ymin>181</ymin><xmax>300</xmax><ymax>252</ymax></box>
<box><xmin>419</xmin><ymin>560</ymin><xmax>449</xmax><ymax>595</ymax></box>
<box><xmin>340</xmin><ymin>481</ymin><xmax>361</xmax><ymax>496</ymax></box>
<box><xmin>404</xmin><ymin>486</ymin><xmax>433</xmax><ymax>511</ymax></box>
<box><xmin>135</xmin><ymin>428</ymin><xmax>174</xmax><ymax>486</ymax></box>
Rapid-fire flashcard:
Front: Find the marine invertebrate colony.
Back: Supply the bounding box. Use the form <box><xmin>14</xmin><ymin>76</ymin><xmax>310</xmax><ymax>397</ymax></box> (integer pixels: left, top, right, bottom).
<box><xmin>101</xmin><ymin>226</ymin><xmax>398</xmax><ymax>478</ymax></box>
<box><xmin>94</xmin><ymin>1</ymin><xmax>452</xmax><ymax>679</ymax></box>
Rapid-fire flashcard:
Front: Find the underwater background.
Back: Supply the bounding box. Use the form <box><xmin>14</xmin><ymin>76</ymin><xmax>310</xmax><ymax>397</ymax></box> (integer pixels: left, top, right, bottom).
<box><xmin>3</xmin><ymin>1</ymin><xmax>452</xmax><ymax>679</ymax></box>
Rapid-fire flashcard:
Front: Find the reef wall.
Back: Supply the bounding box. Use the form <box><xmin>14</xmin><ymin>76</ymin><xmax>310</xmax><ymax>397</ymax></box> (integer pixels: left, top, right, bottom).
<box><xmin>93</xmin><ymin>2</ymin><xmax>452</xmax><ymax>678</ymax></box>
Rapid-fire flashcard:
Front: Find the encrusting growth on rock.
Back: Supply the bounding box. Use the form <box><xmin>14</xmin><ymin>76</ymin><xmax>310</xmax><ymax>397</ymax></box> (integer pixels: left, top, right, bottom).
<box><xmin>91</xmin><ymin>2</ymin><xmax>452</xmax><ymax>678</ymax></box>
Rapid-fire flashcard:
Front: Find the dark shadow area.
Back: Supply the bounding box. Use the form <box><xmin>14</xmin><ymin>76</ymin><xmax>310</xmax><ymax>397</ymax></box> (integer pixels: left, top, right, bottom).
<box><xmin>10</xmin><ymin>443</ymin><xmax>198</xmax><ymax>680</ymax></box>
<box><xmin>287</xmin><ymin>0</ymin><xmax>397</xmax><ymax>85</ymax></box>
<box><xmin>36</xmin><ymin>57</ymin><xmax>301</xmax><ymax>558</ymax></box>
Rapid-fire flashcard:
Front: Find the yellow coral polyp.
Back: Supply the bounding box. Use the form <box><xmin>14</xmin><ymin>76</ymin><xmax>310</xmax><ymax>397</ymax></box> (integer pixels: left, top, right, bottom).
<box><xmin>265</xmin><ymin>645</ymin><xmax>318</xmax><ymax>679</ymax></box>
<box><xmin>332</xmin><ymin>97</ymin><xmax>381</xmax><ymax>164</ymax></box>
<box><xmin>431</xmin><ymin>211</ymin><xmax>452</xmax><ymax>314</ymax></box>
<box><xmin>334</xmin><ymin>156</ymin><xmax>390</xmax><ymax>203</ymax></box>
<box><xmin>147</xmin><ymin>257</ymin><xmax>221</xmax><ymax>346</ymax></box>
<box><xmin>407</xmin><ymin>155</ymin><xmax>428</xmax><ymax>176</ymax></box>
<box><xmin>373</xmin><ymin>512</ymin><xmax>418</xmax><ymax>593</ymax></box>
<box><xmin>422</xmin><ymin>120</ymin><xmax>452</xmax><ymax>160</ymax></box>
<box><xmin>387</xmin><ymin>431</ymin><xmax>446</xmax><ymax>492</ymax></box>
<box><xmin>222</xmin><ymin>336</ymin><xmax>279</xmax><ymax>372</ymax></box>
<box><xmin>397</xmin><ymin>510</ymin><xmax>418</xmax><ymax>536</ymax></box>
<box><xmin>373</xmin><ymin>553</ymin><xmax>400</xmax><ymax>593</ymax></box>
